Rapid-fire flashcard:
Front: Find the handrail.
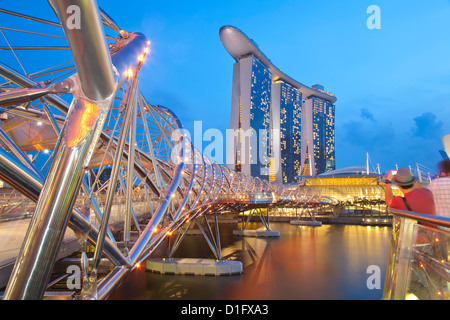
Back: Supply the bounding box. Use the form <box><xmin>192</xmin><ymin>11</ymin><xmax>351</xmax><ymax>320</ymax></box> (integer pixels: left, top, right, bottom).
<box><xmin>384</xmin><ymin>206</ymin><xmax>450</xmax><ymax>300</ymax></box>
<box><xmin>388</xmin><ymin>207</ymin><xmax>450</xmax><ymax>229</ymax></box>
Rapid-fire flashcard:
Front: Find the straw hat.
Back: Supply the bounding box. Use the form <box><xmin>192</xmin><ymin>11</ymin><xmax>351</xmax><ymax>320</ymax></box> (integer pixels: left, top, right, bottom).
<box><xmin>393</xmin><ymin>168</ymin><xmax>416</xmax><ymax>187</ymax></box>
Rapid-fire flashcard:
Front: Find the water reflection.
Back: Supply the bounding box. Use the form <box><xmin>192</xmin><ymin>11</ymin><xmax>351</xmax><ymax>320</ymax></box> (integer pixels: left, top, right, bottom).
<box><xmin>109</xmin><ymin>223</ymin><xmax>391</xmax><ymax>300</ymax></box>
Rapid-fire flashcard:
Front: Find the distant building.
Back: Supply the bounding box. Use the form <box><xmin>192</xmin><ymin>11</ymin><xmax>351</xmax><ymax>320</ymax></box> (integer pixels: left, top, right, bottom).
<box><xmin>226</xmin><ymin>55</ymin><xmax>272</xmax><ymax>179</ymax></box>
<box><xmin>272</xmin><ymin>81</ymin><xmax>303</xmax><ymax>183</ymax></box>
<box><xmin>303</xmin><ymin>95</ymin><xmax>336</xmax><ymax>175</ymax></box>
<box><xmin>220</xmin><ymin>26</ymin><xmax>337</xmax><ymax>183</ymax></box>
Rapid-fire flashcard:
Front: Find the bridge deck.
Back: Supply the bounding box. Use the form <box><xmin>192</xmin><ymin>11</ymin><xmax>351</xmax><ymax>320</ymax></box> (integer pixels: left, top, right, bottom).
<box><xmin>0</xmin><ymin>218</ymin><xmax>79</xmax><ymax>288</ymax></box>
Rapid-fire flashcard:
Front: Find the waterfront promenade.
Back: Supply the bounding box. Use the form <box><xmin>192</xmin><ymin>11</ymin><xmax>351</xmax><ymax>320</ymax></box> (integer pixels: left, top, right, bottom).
<box><xmin>0</xmin><ymin>217</ymin><xmax>79</xmax><ymax>289</ymax></box>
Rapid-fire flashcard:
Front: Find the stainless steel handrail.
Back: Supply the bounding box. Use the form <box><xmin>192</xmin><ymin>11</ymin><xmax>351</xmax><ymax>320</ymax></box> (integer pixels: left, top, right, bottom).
<box><xmin>384</xmin><ymin>206</ymin><xmax>450</xmax><ymax>300</ymax></box>
<box><xmin>388</xmin><ymin>207</ymin><xmax>450</xmax><ymax>229</ymax></box>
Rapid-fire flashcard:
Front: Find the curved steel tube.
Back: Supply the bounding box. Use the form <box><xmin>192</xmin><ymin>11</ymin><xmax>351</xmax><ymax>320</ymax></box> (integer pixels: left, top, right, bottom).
<box><xmin>2</xmin><ymin>0</ymin><xmax>148</xmax><ymax>300</ymax></box>
<box><xmin>0</xmin><ymin>147</ymin><xmax>129</xmax><ymax>267</ymax></box>
<box><xmin>48</xmin><ymin>0</ymin><xmax>115</xmax><ymax>101</ymax></box>
<box><xmin>130</xmin><ymin>161</ymin><xmax>186</xmax><ymax>265</ymax></box>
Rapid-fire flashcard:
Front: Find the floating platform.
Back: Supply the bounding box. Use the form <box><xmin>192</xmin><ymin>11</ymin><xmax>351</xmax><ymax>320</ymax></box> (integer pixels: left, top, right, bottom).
<box><xmin>146</xmin><ymin>258</ymin><xmax>243</xmax><ymax>276</ymax></box>
<box><xmin>232</xmin><ymin>227</ymin><xmax>280</xmax><ymax>238</ymax></box>
<box><xmin>290</xmin><ymin>220</ymin><xmax>322</xmax><ymax>227</ymax></box>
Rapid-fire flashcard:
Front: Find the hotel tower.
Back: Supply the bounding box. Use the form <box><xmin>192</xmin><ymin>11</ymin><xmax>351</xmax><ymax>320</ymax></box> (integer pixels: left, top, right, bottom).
<box><xmin>220</xmin><ymin>26</ymin><xmax>337</xmax><ymax>184</ymax></box>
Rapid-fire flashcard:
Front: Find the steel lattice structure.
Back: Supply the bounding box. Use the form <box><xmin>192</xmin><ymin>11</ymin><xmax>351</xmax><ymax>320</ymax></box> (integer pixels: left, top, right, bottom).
<box><xmin>0</xmin><ymin>1</ymin><xmax>330</xmax><ymax>300</ymax></box>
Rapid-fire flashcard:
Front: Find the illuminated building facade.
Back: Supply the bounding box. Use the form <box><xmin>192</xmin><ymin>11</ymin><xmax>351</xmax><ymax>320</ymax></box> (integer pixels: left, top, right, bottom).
<box><xmin>221</xmin><ymin>26</ymin><xmax>337</xmax><ymax>183</ymax></box>
<box><xmin>249</xmin><ymin>57</ymin><xmax>272</xmax><ymax>177</ymax></box>
<box><xmin>226</xmin><ymin>55</ymin><xmax>272</xmax><ymax>179</ymax></box>
<box><xmin>312</xmin><ymin>96</ymin><xmax>336</xmax><ymax>174</ymax></box>
<box><xmin>302</xmin><ymin>91</ymin><xmax>336</xmax><ymax>176</ymax></box>
<box><xmin>272</xmin><ymin>81</ymin><xmax>302</xmax><ymax>183</ymax></box>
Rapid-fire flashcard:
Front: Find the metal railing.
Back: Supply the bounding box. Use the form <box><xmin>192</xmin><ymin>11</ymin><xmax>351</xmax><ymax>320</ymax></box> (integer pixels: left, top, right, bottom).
<box><xmin>383</xmin><ymin>207</ymin><xmax>450</xmax><ymax>300</ymax></box>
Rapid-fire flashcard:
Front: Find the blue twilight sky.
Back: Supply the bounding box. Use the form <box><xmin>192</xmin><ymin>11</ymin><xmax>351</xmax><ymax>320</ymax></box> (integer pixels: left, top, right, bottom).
<box><xmin>0</xmin><ymin>0</ymin><xmax>450</xmax><ymax>174</ymax></box>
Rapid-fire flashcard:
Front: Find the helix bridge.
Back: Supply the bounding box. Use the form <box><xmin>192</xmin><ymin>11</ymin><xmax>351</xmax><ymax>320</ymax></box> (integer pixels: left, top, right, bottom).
<box><xmin>0</xmin><ymin>1</ymin><xmax>337</xmax><ymax>300</ymax></box>
<box><xmin>1</xmin><ymin>1</ymin><xmax>449</xmax><ymax>302</ymax></box>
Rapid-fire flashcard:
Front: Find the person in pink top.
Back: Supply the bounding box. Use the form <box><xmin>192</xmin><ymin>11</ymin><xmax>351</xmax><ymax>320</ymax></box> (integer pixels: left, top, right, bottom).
<box><xmin>384</xmin><ymin>168</ymin><xmax>436</xmax><ymax>222</ymax></box>
<box><xmin>428</xmin><ymin>160</ymin><xmax>450</xmax><ymax>219</ymax></box>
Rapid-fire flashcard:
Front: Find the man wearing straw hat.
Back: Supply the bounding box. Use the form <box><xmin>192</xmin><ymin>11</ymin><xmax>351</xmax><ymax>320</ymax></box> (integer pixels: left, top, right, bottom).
<box><xmin>385</xmin><ymin>168</ymin><xmax>439</xmax><ymax>300</ymax></box>
<box><xmin>385</xmin><ymin>167</ymin><xmax>436</xmax><ymax>219</ymax></box>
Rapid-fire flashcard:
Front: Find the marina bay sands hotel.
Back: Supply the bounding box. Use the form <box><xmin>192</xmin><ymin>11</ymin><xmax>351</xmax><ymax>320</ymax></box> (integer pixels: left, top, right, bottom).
<box><xmin>220</xmin><ymin>26</ymin><xmax>337</xmax><ymax>184</ymax></box>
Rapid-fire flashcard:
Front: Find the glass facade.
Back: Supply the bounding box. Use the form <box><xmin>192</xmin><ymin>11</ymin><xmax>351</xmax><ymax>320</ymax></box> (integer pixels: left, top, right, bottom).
<box><xmin>249</xmin><ymin>56</ymin><xmax>272</xmax><ymax>178</ymax></box>
<box><xmin>278</xmin><ymin>82</ymin><xmax>302</xmax><ymax>183</ymax></box>
<box><xmin>232</xmin><ymin>55</ymin><xmax>335</xmax><ymax>181</ymax></box>
<box><xmin>312</xmin><ymin>97</ymin><xmax>335</xmax><ymax>175</ymax></box>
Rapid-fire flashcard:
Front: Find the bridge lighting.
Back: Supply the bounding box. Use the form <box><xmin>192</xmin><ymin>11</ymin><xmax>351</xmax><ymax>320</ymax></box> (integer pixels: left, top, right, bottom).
<box><xmin>135</xmin><ymin>263</ymin><xmax>141</xmax><ymax>269</ymax></box>
<box><xmin>405</xmin><ymin>293</ymin><xmax>419</xmax><ymax>300</ymax></box>
<box><xmin>144</xmin><ymin>46</ymin><xmax>149</xmax><ymax>54</ymax></box>
<box><xmin>138</xmin><ymin>54</ymin><xmax>145</xmax><ymax>62</ymax></box>
<box><xmin>119</xmin><ymin>30</ymin><xmax>129</xmax><ymax>38</ymax></box>
<box><xmin>126</xmin><ymin>68</ymin><xmax>133</xmax><ymax>79</ymax></box>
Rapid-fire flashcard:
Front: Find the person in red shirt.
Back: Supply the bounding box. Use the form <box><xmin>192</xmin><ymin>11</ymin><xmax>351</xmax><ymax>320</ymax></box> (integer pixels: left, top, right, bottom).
<box><xmin>385</xmin><ymin>167</ymin><xmax>436</xmax><ymax>217</ymax></box>
<box><xmin>385</xmin><ymin>169</ymin><xmax>441</xmax><ymax>300</ymax></box>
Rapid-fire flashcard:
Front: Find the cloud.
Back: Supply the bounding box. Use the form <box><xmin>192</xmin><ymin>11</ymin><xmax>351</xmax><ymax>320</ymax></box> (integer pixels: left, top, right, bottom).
<box><xmin>360</xmin><ymin>108</ymin><xmax>376</xmax><ymax>122</ymax></box>
<box><xmin>337</xmin><ymin>111</ymin><xmax>444</xmax><ymax>171</ymax></box>
<box><xmin>411</xmin><ymin>112</ymin><xmax>444</xmax><ymax>139</ymax></box>
<box><xmin>337</xmin><ymin>108</ymin><xmax>380</xmax><ymax>149</ymax></box>
<box><xmin>340</xmin><ymin>119</ymin><xmax>396</xmax><ymax>155</ymax></box>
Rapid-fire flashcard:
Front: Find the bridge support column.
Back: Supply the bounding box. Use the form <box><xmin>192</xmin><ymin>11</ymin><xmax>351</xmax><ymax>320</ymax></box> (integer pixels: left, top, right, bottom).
<box><xmin>233</xmin><ymin>208</ymin><xmax>280</xmax><ymax>237</ymax></box>
<box><xmin>290</xmin><ymin>207</ymin><xmax>322</xmax><ymax>226</ymax></box>
<box><xmin>146</xmin><ymin>214</ymin><xmax>243</xmax><ymax>276</ymax></box>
